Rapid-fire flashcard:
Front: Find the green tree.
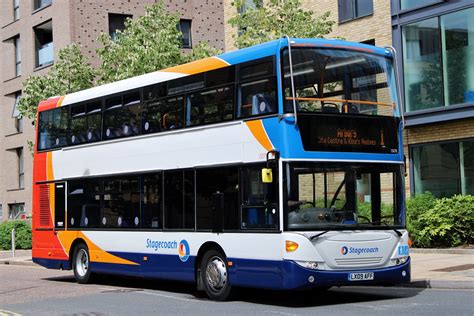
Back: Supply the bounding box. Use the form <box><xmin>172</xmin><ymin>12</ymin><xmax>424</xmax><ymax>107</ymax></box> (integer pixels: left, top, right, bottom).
<box><xmin>17</xmin><ymin>43</ymin><xmax>96</xmax><ymax>122</ymax></box>
<box><xmin>18</xmin><ymin>1</ymin><xmax>218</xmax><ymax>124</ymax></box>
<box><xmin>229</xmin><ymin>0</ymin><xmax>335</xmax><ymax>49</ymax></box>
<box><xmin>97</xmin><ymin>2</ymin><xmax>218</xmax><ymax>84</ymax></box>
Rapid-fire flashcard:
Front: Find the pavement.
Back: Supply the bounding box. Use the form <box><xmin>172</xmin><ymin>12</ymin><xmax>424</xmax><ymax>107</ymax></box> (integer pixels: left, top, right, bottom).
<box><xmin>1</xmin><ymin>248</ymin><xmax>473</xmax><ymax>290</ymax></box>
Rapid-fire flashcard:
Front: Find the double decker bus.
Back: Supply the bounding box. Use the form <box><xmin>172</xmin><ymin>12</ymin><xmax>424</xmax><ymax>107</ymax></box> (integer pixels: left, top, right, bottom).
<box><xmin>32</xmin><ymin>38</ymin><xmax>410</xmax><ymax>301</ymax></box>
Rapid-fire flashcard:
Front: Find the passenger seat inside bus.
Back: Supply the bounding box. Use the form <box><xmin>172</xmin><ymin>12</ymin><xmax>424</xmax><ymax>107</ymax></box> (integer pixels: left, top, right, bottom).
<box><xmin>251</xmin><ymin>93</ymin><xmax>275</xmax><ymax>115</ymax></box>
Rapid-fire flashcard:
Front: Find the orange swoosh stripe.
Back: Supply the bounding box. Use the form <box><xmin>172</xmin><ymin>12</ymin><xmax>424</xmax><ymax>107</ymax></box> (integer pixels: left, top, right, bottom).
<box><xmin>58</xmin><ymin>231</ymin><xmax>139</xmax><ymax>265</ymax></box>
<box><xmin>162</xmin><ymin>56</ymin><xmax>229</xmax><ymax>75</ymax></box>
<box><xmin>245</xmin><ymin>120</ymin><xmax>273</xmax><ymax>151</ymax></box>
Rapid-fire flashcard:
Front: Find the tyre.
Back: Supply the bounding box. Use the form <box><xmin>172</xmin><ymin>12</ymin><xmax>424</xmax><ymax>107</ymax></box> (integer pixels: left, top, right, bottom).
<box><xmin>73</xmin><ymin>243</ymin><xmax>92</xmax><ymax>284</ymax></box>
<box><xmin>200</xmin><ymin>250</ymin><xmax>233</xmax><ymax>301</ymax></box>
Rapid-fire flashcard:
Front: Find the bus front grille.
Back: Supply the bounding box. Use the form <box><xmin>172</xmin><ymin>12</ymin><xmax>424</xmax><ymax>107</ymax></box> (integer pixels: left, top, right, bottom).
<box><xmin>334</xmin><ymin>257</ymin><xmax>383</xmax><ymax>267</ymax></box>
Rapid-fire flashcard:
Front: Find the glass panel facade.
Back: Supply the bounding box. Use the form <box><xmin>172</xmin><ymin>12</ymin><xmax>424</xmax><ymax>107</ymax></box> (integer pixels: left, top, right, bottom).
<box><xmin>461</xmin><ymin>140</ymin><xmax>474</xmax><ymax>195</ymax></box>
<box><xmin>412</xmin><ymin>140</ymin><xmax>474</xmax><ymax>197</ymax></box>
<box><xmin>400</xmin><ymin>0</ymin><xmax>439</xmax><ymax>11</ymax></box>
<box><xmin>402</xmin><ymin>18</ymin><xmax>442</xmax><ymax>112</ymax></box>
<box><xmin>441</xmin><ymin>8</ymin><xmax>474</xmax><ymax>105</ymax></box>
<box><xmin>402</xmin><ymin>7</ymin><xmax>474</xmax><ymax>112</ymax></box>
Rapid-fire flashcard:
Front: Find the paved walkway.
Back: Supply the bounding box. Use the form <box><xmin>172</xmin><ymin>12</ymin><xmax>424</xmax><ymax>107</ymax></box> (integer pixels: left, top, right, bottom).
<box><xmin>1</xmin><ymin>249</ymin><xmax>473</xmax><ymax>289</ymax></box>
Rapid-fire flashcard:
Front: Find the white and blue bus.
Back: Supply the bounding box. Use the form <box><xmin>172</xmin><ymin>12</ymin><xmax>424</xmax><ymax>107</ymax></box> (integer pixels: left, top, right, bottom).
<box><xmin>32</xmin><ymin>38</ymin><xmax>410</xmax><ymax>301</ymax></box>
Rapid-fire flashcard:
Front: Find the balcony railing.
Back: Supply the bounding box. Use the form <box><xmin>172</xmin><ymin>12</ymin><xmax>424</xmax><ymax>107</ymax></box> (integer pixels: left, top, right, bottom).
<box><xmin>37</xmin><ymin>42</ymin><xmax>53</xmax><ymax>67</ymax></box>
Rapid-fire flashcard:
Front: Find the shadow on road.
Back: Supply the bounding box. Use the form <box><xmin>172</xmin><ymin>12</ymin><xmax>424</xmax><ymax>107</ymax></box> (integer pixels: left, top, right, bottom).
<box><xmin>44</xmin><ymin>274</ymin><xmax>424</xmax><ymax>307</ymax></box>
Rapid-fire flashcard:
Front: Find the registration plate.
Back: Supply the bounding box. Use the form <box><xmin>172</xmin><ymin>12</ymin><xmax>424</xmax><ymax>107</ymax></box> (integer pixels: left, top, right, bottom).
<box><xmin>348</xmin><ymin>272</ymin><xmax>374</xmax><ymax>281</ymax></box>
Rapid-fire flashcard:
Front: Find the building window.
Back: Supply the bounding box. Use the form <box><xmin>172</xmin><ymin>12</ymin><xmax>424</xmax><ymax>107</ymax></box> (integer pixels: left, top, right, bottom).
<box><xmin>13</xmin><ymin>0</ymin><xmax>19</xmax><ymax>20</ymax></box>
<box><xmin>34</xmin><ymin>0</ymin><xmax>52</xmax><ymax>10</ymax></box>
<box><xmin>12</xmin><ymin>91</ymin><xmax>23</xmax><ymax>133</ymax></box>
<box><xmin>14</xmin><ymin>36</ymin><xmax>21</xmax><ymax>76</ymax></box>
<box><xmin>402</xmin><ymin>7</ymin><xmax>474</xmax><ymax>112</ymax></box>
<box><xmin>109</xmin><ymin>13</ymin><xmax>132</xmax><ymax>41</ymax></box>
<box><xmin>9</xmin><ymin>203</ymin><xmax>25</xmax><ymax>220</ymax></box>
<box><xmin>338</xmin><ymin>0</ymin><xmax>373</xmax><ymax>23</ymax></box>
<box><xmin>412</xmin><ymin>139</ymin><xmax>474</xmax><ymax>197</ymax></box>
<box><xmin>17</xmin><ymin>147</ymin><xmax>24</xmax><ymax>189</ymax></box>
<box><xmin>400</xmin><ymin>0</ymin><xmax>440</xmax><ymax>11</ymax></box>
<box><xmin>178</xmin><ymin>19</ymin><xmax>192</xmax><ymax>48</ymax></box>
<box><xmin>34</xmin><ymin>20</ymin><xmax>53</xmax><ymax>67</ymax></box>
<box><xmin>238</xmin><ymin>0</ymin><xmax>262</xmax><ymax>14</ymax></box>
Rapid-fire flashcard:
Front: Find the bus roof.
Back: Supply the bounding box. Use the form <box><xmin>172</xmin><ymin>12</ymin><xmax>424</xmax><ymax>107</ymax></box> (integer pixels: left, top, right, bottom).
<box><xmin>38</xmin><ymin>38</ymin><xmax>393</xmax><ymax>112</ymax></box>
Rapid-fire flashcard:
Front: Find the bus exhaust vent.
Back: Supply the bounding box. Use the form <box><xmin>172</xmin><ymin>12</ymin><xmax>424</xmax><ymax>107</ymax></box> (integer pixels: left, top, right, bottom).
<box><xmin>334</xmin><ymin>257</ymin><xmax>383</xmax><ymax>267</ymax></box>
<box><xmin>39</xmin><ymin>184</ymin><xmax>51</xmax><ymax>226</ymax></box>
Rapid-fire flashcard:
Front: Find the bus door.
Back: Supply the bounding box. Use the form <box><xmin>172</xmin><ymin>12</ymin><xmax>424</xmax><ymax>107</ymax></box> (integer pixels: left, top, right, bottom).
<box><xmin>53</xmin><ymin>182</ymin><xmax>68</xmax><ymax>258</ymax></box>
<box><xmin>54</xmin><ymin>182</ymin><xmax>66</xmax><ymax>230</ymax></box>
<box><xmin>212</xmin><ymin>192</ymin><xmax>224</xmax><ymax>232</ymax></box>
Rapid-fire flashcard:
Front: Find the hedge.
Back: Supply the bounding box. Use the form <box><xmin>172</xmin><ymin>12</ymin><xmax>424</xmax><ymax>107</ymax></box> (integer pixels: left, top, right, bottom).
<box><xmin>406</xmin><ymin>193</ymin><xmax>474</xmax><ymax>248</ymax></box>
<box><xmin>0</xmin><ymin>220</ymin><xmax>32</xmax><ymax>250</ymax></box>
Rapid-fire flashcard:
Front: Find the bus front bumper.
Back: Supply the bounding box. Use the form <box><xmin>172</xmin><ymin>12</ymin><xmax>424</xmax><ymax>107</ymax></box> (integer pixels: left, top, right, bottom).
<box><xmin>281</xmin><ymin>257</ymin><xmax>411</xmax><ymax>290</ymax></box>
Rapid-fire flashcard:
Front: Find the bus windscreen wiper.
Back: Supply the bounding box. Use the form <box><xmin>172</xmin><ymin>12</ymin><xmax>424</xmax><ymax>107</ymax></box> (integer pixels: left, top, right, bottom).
<box><xmin>310</xmin><ymin>230</ymin><xmax>329</xmax><ymax>240</ymax></box>
<box><xmin>358</xmin><ymin>221</ymin><xmax>403</xmax><ymax>237</ymax></box>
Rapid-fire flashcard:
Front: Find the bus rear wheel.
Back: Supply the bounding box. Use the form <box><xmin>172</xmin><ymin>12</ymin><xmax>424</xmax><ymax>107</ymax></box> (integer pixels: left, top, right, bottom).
<box><xmin>73</xmin><ymin>243</ymin><xmax>92</xmax><ymax>284</ymax></box>
<box><xmin>200</xmin><ymin>250</ymin><xmax>233</xmax><ymax>301</ymax></box>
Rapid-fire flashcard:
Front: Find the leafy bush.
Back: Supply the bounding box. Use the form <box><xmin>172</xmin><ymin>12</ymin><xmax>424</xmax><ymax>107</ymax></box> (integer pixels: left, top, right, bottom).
<box><xmin>406</xmin><ymin>193</ymin><xmax>474</xmax><ymax>247</ymax></box>
<box><xmin>405</xmin><ymin>192</ymin><xmax>437</xmax><ymax>247</ymax></box>
<box><xmin>0</xmin><ymin>220</ymin><xmax>32</xmax><ymax>250</ymax></box>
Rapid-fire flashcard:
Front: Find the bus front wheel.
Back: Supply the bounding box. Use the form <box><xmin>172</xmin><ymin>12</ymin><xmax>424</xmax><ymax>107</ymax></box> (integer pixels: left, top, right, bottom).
<box><xmin>200</xmin><ymin>250</ymin><xmax>233</xmax><ymax>301</ymax></box>
<box><xmin>73</xmin><ymin>243</ymin><xmax>92</xmax><ymax>284</ymax></box>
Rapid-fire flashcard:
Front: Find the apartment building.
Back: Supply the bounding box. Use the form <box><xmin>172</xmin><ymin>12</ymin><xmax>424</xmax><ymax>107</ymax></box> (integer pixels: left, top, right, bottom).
<box><xmin>224</xmin><ymin>0</ymin><xmax>474</xmax><ymax>199</ymax></box>
<box><xmin>0</xmin><ymin>0</ymin><xmax>226</xmax><ymax>221</ymax></box>
<box><xmin>391</xmin><ymin>0</ymin><xmax>474</xmax><ymax>198</ymax></box>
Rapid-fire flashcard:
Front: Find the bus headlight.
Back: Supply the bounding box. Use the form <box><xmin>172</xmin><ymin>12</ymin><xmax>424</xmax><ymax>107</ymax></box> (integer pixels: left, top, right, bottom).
<box><xmin>295</xmin><ymin>261</ymin><xmax>318</xmax><ymax>270</ymax></box>
<box><xmin>392</xmin><ymin>256</ymin><xmax>408</xmax><ymax>265</ymax></box>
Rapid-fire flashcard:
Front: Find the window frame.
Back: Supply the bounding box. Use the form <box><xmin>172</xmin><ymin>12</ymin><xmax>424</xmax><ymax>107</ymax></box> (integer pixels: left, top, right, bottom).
<box><xmin>33</xmin><ymin>19</ymin><xmax>54</xmax><ymax>68</ymax></box>
<box><xmin>178</xmin><ymin>19</ymin><xmax>192</xmax><ymax>49</ymax></box>
<box><xmin>409</xmin><ymin>137</ymin><xmax>474</xmax><ymax>197</ymax></box>
<box><xmin>14</xmin><ymin>35</ymin><xmax>21</xmax><ymax>76</ymax></box>
<box><xmin>338</xmin><ymin>0</ymin><xmax>374</xmax><ymax>23</ymax></box>
<box><xmin>13</xmin><ymin>0</ymin><xmax>20</xmax><ymax>21</ymax></box>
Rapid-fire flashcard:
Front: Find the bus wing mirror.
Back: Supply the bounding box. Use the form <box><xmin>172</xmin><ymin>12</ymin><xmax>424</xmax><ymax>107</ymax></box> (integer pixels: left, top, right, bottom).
<box><xmin>261</xmin><ymin>168</ymin><xmax>273</xmax><ymax>183</ymax></box>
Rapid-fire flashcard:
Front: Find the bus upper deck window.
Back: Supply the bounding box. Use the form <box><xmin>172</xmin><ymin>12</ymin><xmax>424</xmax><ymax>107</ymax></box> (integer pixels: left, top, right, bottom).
<box><xmin>238</xmin><ymin>78</ymin><xmax>276</xmax><ymax>118</ymax></box>
<box><xmin>38</xmin><ymin>108</ymin><xmax>68</xmax><ymax>150</ymax></box>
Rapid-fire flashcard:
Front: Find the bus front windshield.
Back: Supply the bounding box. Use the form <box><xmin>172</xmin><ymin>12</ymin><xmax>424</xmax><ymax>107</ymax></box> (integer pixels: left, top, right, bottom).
<box><xmin>284</xmin><ymin>163</ymin><xmax>404</xmax><ymax>231</ymax></box>
<box><xmin>282</xmin><ymin>47</ymin><xmax>400</xmax><ymax>117</ymax></box>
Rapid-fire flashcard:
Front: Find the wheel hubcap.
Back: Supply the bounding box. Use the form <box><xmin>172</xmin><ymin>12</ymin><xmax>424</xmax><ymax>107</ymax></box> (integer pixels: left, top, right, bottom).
<box><xmin>76</xmin><ymin>249</ymin><xmax>89</xmax><ymax>277</ymax></box>
<box><xmin>206</xmin><ymin>256</ymin><xmax>227</xmax><ymax>292</ymax></box>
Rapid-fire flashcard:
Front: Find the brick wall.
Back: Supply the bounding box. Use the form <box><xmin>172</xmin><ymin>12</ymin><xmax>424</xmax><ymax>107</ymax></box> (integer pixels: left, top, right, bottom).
<box><xmin>71</xmin><ymin>0</ymin><xmax>226</xmax><ymax>68</ymax></box>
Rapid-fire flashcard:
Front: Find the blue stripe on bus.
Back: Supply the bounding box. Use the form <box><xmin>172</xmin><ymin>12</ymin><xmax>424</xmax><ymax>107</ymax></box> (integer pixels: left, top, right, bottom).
<box><xmin>261</xmin><ymin>117</ymin><xmax>404</xmax><ymax>162</ymax></box>
<box><xmin>33</xmin><ymin>254</ymin><xmax>410</xmax><ymax>290</ymax></box>
<box><xmin>33</xmin><ymin>257</ymin><xmax>71</xmax><ymax>270</ymax></box>
<box><xmin>217</xmin><ymin>38</ymin><xmax>392</xmax><ymax>67</ymax></box>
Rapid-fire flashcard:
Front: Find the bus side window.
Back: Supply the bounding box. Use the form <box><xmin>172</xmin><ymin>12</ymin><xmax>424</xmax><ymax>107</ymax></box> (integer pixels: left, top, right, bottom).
<box><xmin>241</xmin><ymin>167</ymin><xmax>278</xmax><ymax>229</ymax></box>
<box><xmin>38</xmin><ymin>107</ymin><xmax>69</xmax><ymax>150</ymax></box>
<box><xmin>186</xmin><ymin>85</ymin><xmax>234</xmax><ymax>127</ymax></box>
<box><xmin>67</xmin><ymin>180</ymin><xmax>100</xmax><ymax>229</ymax></box>
<box><xmin>142</xmin><ymin>174</ymin><xmax>162</xmax><ymax>229</ymax></box>
<box><xmin>238</xmin><ymin>78</ymin><xmax>276</xmax><ymax>118</ymax></box>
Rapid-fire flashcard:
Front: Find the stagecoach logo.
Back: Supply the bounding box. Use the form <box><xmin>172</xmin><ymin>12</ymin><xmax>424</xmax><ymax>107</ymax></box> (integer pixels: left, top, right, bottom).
<box><xmin>341</xmin><ymin>246</ymin><xmax>349</xmax><ymax>255</ymax></box>
<box><xmin>341</xmin><ymin>245</ymin><xmax>379</xmax><ymax>256</ymax></box>
<box><xmin>178</xmin><ymin>239</ymin><xmax>190</xmax><ymax>262</ymax></box>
